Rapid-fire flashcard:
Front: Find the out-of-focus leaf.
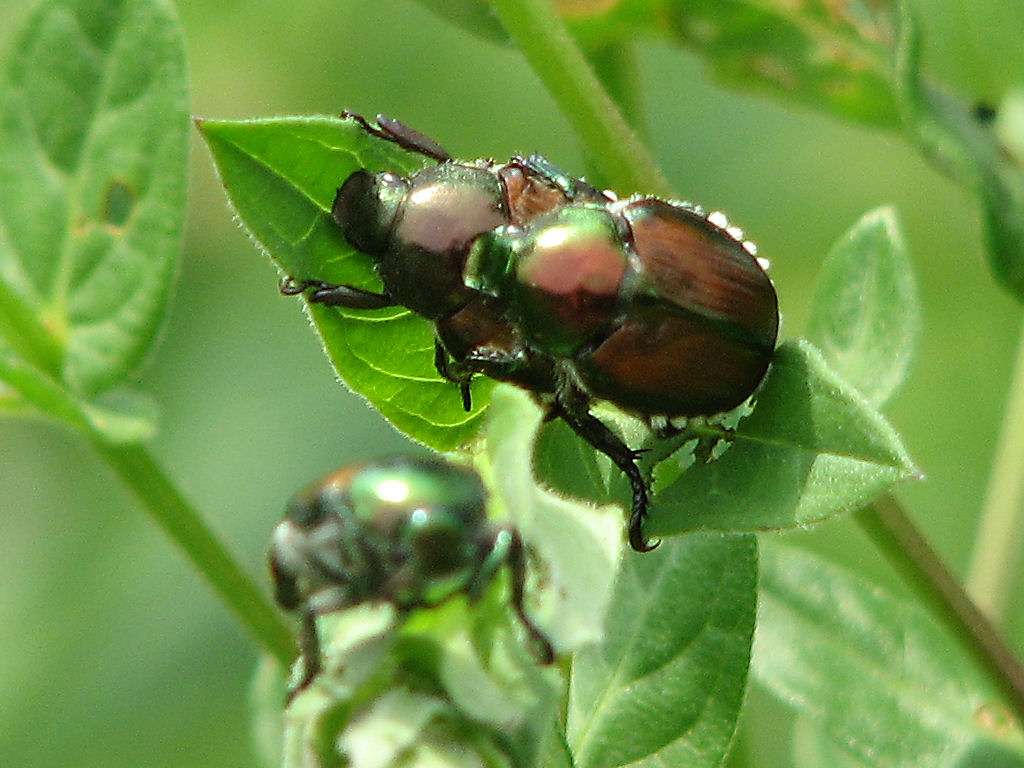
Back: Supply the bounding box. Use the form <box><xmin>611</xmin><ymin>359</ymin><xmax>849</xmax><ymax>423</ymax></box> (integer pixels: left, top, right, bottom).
<box><xmin>625</xmin><ymin>0</ymin><xmax>899</xmax><ymax>127</ymax></box>
<box><xmin>0</xmin><ymin>344</ymin><xmax>156</xmax><ymax>443</ymax></box>
<box><xmin>198</xmin><ymin>117</ymin><xmax>492</xmax><ymax>451</ymax></box>
<box><xmin>80</xmin><ymin>386</ymin><xmax>158</xmax><ymax>443</ymax></box>
<box><xmin>894</xmin><ymin>2</ymin><xmax>1024</xmax><ymax>302</ymax></box>
<box><xmin>250</xmin><ymin>655</ymin><xmax>288</xmax><ymax>768</ymax></box>
<box><xmin>0</xmin><ymin>390</ymin><xmax>34</xmax><ymax>419</ymax></box>
<box><xmin>0</xmin><ymin>345</ymin><xmax>87</xmax><ymax>430</ymax></box>
<box><xmin>567</xmin><ymin>533</ymin><xmax>757</xmax><ymax>768</ymax></box>
<box><xmin>339</xmin><ymin>689</ymin><xmax>449</xmax><ymax>768</ymax></box>
<box><xmin>996</xmin><ymin>89</ymin><xmax>1024</xmax><ymax>168</ymax></box>
<box><xmin>411</xmin><ymin>0</ymin><xmax>510</xmax><ymax>42</ymax></box>
<box><xmin>650</xmin><ymin>340</ymin><xmax>918</xmax><ymax>534</ymax></box>
<box><xmin>428</xmin><ymin>0</ymin><xmax>900</xmax><ymax>128</ymax></box>
<box><xmin>0</xmin><ymin>0</ymin><xmax>188</xmax><ymax>394</ymax></box>
<box><xmin>808</xmin><ymin>207</ymin><xmax>919</xmax><ymax>407</ymax></box>
<box><xmin>485</xmin><ymin>385</ymin><xmax>623</xmax><ymax>651</ymax></box>
<box><xmin>755</xmin><ymin>544</ymin><xmax>1024</xmax><ymax>768</ymax></box>
<box><xmin>792</xmin><ymin>716</ymin><xmax>867</xmax><ymax>768</ymax></box>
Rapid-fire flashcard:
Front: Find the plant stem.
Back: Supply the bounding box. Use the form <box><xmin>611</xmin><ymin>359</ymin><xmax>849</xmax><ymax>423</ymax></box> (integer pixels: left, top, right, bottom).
<box><xmin>489</xmin><ymin>0</ymin><xmax>672</xmax><ymax>197</ymax></box>
<box><xmin>91</xmin><ymin>439</ymin><xmax>297</xmax><ymax>666</ymax></box>
<box><xmin>587</xmin><ymin>42</ymin><xmax>647</xmax><ymax>139</ymax></box>
<box><xmin>858</xmin><ymin>494</ymin><xmax>1024</xmax><ymax>720</ymax></box>
<box><xmin>0</xmin><ymin>281</ymin><xmax>64</xmax><ymax>377</ymax></box>
<box><xmin>967</xmin><ymin>316</ymin><xmax>1024</xmax><ymax>623</ymax></box>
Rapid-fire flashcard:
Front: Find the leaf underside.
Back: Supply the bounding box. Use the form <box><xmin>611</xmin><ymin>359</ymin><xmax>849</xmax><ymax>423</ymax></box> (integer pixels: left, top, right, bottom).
<box><xmin>198</xmin><ymin>117</ymin><xmax>492</xmax><ymax>451</ymax></box>
<box><xmin>0</xmin><ymin>0</ymin><xmax>188</xmax><ymax>396</ymax></box>
<box><xmin>755</xmin><ymin>544</ymin><xmax>1024</xmax><ymax>767</ymax></box>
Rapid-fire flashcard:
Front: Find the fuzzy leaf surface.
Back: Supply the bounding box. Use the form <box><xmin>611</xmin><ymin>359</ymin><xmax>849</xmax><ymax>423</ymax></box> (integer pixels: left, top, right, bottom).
<box><xmin>567</xmin><ymin>533</ymin><xmax>757</xmax><ymax>768</ymax></box>
<box><xmin>653</xmin><ymin>340</ymin><xmax>917</xmax><ymax>534</ymax></box>
<box><xmin>0</xmin><ymin>0</ymin><xmax>188</xmax><ymax>394</ymax></box>
<box><xmin>529</xmin><ymin>341</ymin><xmax>917</xmax><ymax>536</ymax></box>
<box><xmin>808</xmin><ymin>207</ymin><xmax>920</xmax><ymax>407</ymax></box>
<box><xmin>485</xmin><ymin>385</ymin><xmax>623</xmax><ymax>652</ymax></box>
<box><xmin>756</xmin><ymin>544</ymin><xmax>1024</xmax><ymax>767</ymax></box>
<box><xmin>198</xmin><ymin>116</ymin><xmax>491</xmax><ymax>450</ymax></box>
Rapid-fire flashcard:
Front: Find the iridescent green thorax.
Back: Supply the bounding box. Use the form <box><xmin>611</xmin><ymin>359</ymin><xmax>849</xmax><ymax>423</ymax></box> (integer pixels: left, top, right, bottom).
<box><xmin>465</xmin><ymin>197</ymin><xmax>778</xmax><ymax>417</ymax></box>
<box><xmin>278</xmin><ymin>457</ymin><xmax>488</xmax><ymax>608</ymax></box>
<box><xmin>466</xmin><ymin>205</ymin><xmax>629</xmax><ymax>356</ymax></box>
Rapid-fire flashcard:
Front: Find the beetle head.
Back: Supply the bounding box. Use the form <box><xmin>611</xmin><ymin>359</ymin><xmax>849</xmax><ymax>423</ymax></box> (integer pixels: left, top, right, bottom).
<box><xmin>332</xmin><ymin>170</ymin><xmax>409</xmax><ymax>257</ymax></box>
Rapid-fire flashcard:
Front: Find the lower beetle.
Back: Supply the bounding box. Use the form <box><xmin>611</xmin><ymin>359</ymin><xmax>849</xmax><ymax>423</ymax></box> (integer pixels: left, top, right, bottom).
<box><xmin>282</xmin><ymin>114</ymin><xmax>779</xmax><ymax>552</ymax></box>
<box><xmin>269</xmin><ymin>455</ymin><xmax>554</xmax><ymax>696</ymax></box>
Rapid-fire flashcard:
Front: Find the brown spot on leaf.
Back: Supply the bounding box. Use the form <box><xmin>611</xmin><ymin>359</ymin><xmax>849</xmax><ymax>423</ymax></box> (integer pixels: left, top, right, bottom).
<box><xmin>104</xmin><ymin>180</ymin><xmax>136</xmax><ymax>232</ymax></box>
<box><xmin>555</xmin><ymin>0</ymin><xmax>620</xmax><ymax>18</ymax></box>
<box><xmin>974</xmin><ymin>702</ymin><xmax>1018</xmax><ymax>737</ymax></box>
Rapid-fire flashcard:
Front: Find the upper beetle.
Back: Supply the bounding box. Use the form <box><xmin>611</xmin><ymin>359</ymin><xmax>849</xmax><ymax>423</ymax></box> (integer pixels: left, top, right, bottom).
<box><xmin>281</xmin><ymin>113</ymin><xmax>779</xmax><ymax>552</ymax></box>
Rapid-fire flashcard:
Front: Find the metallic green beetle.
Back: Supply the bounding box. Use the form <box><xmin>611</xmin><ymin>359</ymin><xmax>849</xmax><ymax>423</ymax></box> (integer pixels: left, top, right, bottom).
<box><xmin>269</xmin><ymin>455</ymin><xmax>553</xmax><ymax>695</ymax></box>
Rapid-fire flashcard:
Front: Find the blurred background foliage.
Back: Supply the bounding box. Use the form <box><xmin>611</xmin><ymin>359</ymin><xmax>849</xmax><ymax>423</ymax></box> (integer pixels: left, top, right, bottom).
<box><xmin>0</xmin><ymin>0</ymin><xmax>1022</xmax><ymax>766</ymax></box>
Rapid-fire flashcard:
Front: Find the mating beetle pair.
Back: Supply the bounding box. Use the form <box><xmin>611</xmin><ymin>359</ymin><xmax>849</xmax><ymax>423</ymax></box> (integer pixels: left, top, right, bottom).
<box><xmin>282</xmin><ymin>113</ymin><xmax>779</xmax><ymax>551</ymax></box>
<box><xmin>269</xmin><ymin>456</ymin><xmax>553</xmax><ymax>696</ymax></box>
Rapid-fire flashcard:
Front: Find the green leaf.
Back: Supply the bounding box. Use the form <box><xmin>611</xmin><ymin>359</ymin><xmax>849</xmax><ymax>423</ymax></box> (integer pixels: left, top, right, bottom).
<box><xmin>0</xmin><ymin>0</ymin><xmax>189</xmax><ymax>394</ymax></box>
<box><xmin>250</xmin><ymin>655</ymin><xmax>288</xmax><ymax>768</ymax></box>
<box><xmin>808</xmin><ymin>207</ymin><xmax>920</xmax><ymax>407</ymax></box>
<box><xmin>485</xmin><ymin>385</ymin><xmax>623</xmax><ymax>651</ymax></box>
<box><xmin>755</xmin><ymin>543</ymin><xmax>1024</xmax><ymax>767</ymax></box>
<box><xmin>567</xmin><ymin>533</ymin><xmax>757</xmax><ymax>768</ymax></box>
<box><xmin>648</xmin><ymin>340</ymin><xmax>918</xmax><ymax>535</ymax></box>
<box><xmin>198</xmin><ymin>117</ymin><xmax>490</xmax><ymax>451</ymax></box>
<box><xmin>649</xmin><ymin>0</ymin><xmax>900</xmax><ymax>127</ymax></box>
<box><xmin>418</xmin><ymin>1</ymin><xmax>898</xmax><ymax>127</ymax></box>
<box><xmin>894</xmin><ymin>1</ymin><xmax>1024</xmax><ymax>302</ymax></box>
<box><xmin>0</xmin><ymin>344</ymin><xmax>156</xmax><ymax>443</ymax></box>
<box><xmin>0</xmin><ymin>390</ymin><xmax>35</xmax><ymax>419</ymax></box>
<box><xmin>80</xmin><ymin>386</ymin><xmax>158</xmax><ymax>443</ymax></box>
<box><xmin>0</xmin><ymin>345</ymin><xmax>88</xmax><ymax>430</ymax></box>
<box><xmin>792</xmin><ymin>717</ymin><xmax>867</xmax><ymax>768</ymax></box>
<box><xmin>412</xmin><ymin>0</ymin><xmax>510</xmax><ymax>42</ymax></box>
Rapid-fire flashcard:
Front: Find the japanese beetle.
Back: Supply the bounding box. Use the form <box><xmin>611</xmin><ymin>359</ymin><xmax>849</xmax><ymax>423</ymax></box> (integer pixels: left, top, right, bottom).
<box><xmin>269</xmin><ymin>455</ymin><xmax>553</xmax><ymax>696</ymax></box>
<box><xmin>281</xmin><ymin>113</ymin><xmax>779</xmax><ymax>553</ymax></box>
<box><xmin>466</xmin><ymin>199</ymin><xmax>779</xmax><ymax>418</ymax></box>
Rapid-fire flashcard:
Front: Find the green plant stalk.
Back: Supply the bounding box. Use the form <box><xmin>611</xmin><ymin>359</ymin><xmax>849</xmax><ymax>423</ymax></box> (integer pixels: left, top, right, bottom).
<box><xmin>0</xmin><ymin>281</ymin><xmax>64</xmax><ymax>376</ymax></box>
<box><xmin>489</xmin><ymin>0</ymin><xmax>672</xmax><ymax>198</ymax></box>
<box><xmin>858</xmin><ymin>495</ymin><xmax>1024</xmax><ymax>720</ymax></box>
<box><xmin>1</xmin><ymin>351</ymin><xmax>296</xmax><ymax>666</ymax></box>
<box><xmin>91</xmin><ymin>439</ymin><xmax>298</xmax><ymax>666</ymax></box>
<box><xmin>587</xmin><ymin>42</ymin><xmax>647</xmax><ymax>139</ymax></box>
<box><xmin>967</xmin><ymin>316</ymin><xmax>1024</xmax><ymax>622</ymax></box>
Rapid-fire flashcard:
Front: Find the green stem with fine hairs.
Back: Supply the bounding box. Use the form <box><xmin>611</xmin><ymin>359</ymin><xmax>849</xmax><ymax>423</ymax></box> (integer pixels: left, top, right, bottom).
<box><xmin>489</xmin><ymin>0</ymin><xmax>672</xmax><ymax>198</ymax></box>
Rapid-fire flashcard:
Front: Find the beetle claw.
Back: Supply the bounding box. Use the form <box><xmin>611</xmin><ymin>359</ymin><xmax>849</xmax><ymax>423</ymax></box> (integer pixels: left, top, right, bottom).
<box><xmin>280</xmin><ymin>276</ymin><xmax>318</xmax><ymax>295</ymax></box>
<box><xmin>627</xmin><ymin>483</ymin><xmax>659</xmax><ymax>552</ymax></box>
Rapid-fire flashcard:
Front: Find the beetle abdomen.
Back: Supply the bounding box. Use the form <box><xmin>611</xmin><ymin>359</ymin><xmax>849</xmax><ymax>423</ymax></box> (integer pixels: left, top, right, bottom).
<box><xmin>574</xmin><ymin>198</ymin><xmax>778</xmax><ymax>416</ymax></box>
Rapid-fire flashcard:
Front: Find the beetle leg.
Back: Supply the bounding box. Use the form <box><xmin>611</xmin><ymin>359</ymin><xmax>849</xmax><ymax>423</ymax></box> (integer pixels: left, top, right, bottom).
<box><xmin>285</xmin><ymin>587</ymin><xmax>352</xmax><ymax>705</ymax></box>
<box><xmin>516</xmin><ymin>154</ymin><xmax>610</xmax><ymax>203</ymax></box>
<box><xmin>280</xmin><ymin>277</ymin><xmax>396</xmax><ymax>309</ymax></box>
<box><xmin>288</xmin><ymin>608</ymin><xmax>322</xmax><ymax>705</ymax></box>
<box><xmin>471</xmin><ymin>528</ymin><xmax>555</xmax><ymax>664</ymax></box>
<box><xmin>340</xmin><ymin>110</ymin><xmax>452</xmax><ymax>162</ymax></box>
<box><xmin>505</xmin><ymin>529</ymin><xmax>556</xmax><ymax>664</ymax></box>
<box><xmin>268</xmin><ymin>548</ymin><xmax>301</xmax><ymax>611</ymax></box>
<box><xmin>554</xmin><ymin>378</ymin><xmax>658</xmax><ymax>553</ymax></box>
<box><xmin>433</xmin><ymin>339</ymin><xmax>474</xmax><ymax>411</ymax></box>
